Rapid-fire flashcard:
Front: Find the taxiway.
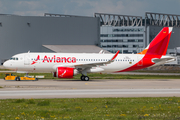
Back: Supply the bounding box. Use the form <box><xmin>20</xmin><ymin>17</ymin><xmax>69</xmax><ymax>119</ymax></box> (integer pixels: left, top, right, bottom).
<box><xmin>0</xmin><ymin>79</ymin><xmax>180</xmax><ymax>99</ymax></box>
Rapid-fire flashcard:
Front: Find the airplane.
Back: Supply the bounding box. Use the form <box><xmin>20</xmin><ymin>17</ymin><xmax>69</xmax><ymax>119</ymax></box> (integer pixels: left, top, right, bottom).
<box><xmin>3</xmin><ymin>27</ymin><xmax>175</xmax><ymax>81</ymax></box>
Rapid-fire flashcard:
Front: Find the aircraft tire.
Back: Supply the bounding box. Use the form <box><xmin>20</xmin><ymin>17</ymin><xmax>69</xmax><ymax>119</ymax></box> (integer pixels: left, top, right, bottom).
<box><xmin>81</xmin><ymin>76</ymin><xmax>85</xmax><ymax>81</ymax></box>
<box><xmin>84</xmin><ymin>76</ymin><xmax>89</xmax><ymax>81</ymax></box>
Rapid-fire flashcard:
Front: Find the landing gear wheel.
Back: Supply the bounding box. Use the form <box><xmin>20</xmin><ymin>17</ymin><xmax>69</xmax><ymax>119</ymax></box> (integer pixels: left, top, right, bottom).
<box><xmin>16</xmin><ymin>77</ymin><xmax>20</xmax><ymax>81</ymax></box>
<box><xmin>81</xmin><ymin>76</ymin><xmax>85</xmax><ymax>81</ymax></box>
<box><xmin>84</xmin><ymin>76</ymin><xmax>89</xmax><ymax>81</ymax></box>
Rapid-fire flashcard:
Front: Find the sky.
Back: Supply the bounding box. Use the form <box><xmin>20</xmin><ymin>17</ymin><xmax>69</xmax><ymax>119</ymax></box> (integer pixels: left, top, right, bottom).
<box><xmin>0</xmin><ymin>0</ymin><xmax>180</xmax><ymax>17</ymax></box>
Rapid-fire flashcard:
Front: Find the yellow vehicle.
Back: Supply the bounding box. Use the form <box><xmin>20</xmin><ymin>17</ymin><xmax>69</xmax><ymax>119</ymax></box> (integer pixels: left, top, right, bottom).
<box><xmin>4</xmin><ymin>73</ymin><xmax>38</xmax><ymax>81</ymax></box>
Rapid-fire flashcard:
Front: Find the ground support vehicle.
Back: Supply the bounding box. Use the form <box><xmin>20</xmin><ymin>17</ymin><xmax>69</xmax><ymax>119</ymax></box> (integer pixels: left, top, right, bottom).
<box><xmin>4</xmin><ymin>73</ymin><xmax>38</xmax><ymax>81</ymax></box>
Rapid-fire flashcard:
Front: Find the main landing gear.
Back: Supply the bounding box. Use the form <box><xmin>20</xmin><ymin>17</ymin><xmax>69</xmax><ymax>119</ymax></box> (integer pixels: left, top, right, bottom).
<box><xmin>80</xmin><ymin>75</ymin><xmax>89</xmax><ymax>81</ymax></box>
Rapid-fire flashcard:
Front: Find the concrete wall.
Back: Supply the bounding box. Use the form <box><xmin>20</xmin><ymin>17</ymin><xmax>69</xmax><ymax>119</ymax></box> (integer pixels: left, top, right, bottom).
<box><xmin>0</xmin><ymin>15</ymin><xmax>100</xmax><ymax>63</ymax></box>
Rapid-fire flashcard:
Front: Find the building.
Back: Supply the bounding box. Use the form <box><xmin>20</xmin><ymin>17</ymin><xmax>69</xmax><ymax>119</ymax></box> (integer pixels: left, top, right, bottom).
<box><xmin>95</xmin><ymin>12</ymin><xmax>180</xmax><ymax>56</ymax></box>
<box><xmin>0</xmin><ymin>13</ymin><xmax>100</xmax><ymax>64</ymax></box>
<box><xmin>95</xmin><ymin>13</ymin><xmax>145</xmax><ymax>54</ymax></box>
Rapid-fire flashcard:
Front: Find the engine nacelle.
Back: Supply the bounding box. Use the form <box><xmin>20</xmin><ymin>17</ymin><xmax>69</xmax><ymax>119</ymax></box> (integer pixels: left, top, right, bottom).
<box><xmin>54</xmin><ymin>67</ymin><xmax>78</xmax><ymax>78</ymax></box>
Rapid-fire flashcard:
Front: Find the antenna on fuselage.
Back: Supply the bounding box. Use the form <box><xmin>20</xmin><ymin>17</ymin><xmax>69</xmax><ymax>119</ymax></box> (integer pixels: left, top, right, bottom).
<box><xmin>28</xmin><ymin>50</ymin><xmax>30</xmax><ymax>53</ymax></box>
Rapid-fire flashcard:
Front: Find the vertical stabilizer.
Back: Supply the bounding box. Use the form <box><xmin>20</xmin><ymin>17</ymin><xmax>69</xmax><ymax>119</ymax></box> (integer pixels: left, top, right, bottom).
<box><xmin>138</xmin><ymin>27</ymin><xmax>173</xmax><ymax>55</ymax></box>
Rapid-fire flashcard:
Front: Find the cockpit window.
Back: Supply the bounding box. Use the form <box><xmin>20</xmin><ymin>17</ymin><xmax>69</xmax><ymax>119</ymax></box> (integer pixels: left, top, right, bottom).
<box><xmin>10</xmin><ymin>57</ymin><xmax>18</xmax><ymax>60</ymax></box>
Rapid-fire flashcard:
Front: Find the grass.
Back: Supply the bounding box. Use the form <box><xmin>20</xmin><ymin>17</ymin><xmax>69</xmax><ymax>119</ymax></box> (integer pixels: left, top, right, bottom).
<box><xmin>0</xmin><ymin>97</ymin><xmax>180</xmax><ymax>119</ymax></box>
<box><xmin>37</xmin><ymin>100</ymin><xmax>50</xmax><ymax>106</ymax></box>
<box><xmin>1</xmin><ymin>72</ymin><xmax>180</xmax><ymax>80</ymax></box>
<box><xmin>0</xmin><ymin>68</ymin><xmax>11</xmax><ymax>71</ymax></box>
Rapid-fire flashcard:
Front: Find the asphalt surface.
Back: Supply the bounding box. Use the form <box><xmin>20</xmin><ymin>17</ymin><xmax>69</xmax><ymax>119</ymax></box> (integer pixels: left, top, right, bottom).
<box><xmin>0</xmin><ymin>79</ymin><xmax>180</xmax><ymax>99</ymax></box>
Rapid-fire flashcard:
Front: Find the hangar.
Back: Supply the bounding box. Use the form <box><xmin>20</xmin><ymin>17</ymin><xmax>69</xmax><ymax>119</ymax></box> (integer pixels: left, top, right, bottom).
<box><xmin>0</xmin><ymin>13</ymin><xmax>100</xmax><ymax>64</ymax></box>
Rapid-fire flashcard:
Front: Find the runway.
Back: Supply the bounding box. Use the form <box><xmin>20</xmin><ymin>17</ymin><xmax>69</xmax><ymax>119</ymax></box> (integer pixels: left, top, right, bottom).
<box><xmin>0</xmin><ymin>79</ymin><xmax>180</xmax><ymax>99</ymax></box>
<box><xmin>0</xmin><ymin>89</ymin><xmax>180</xmax><ymax>99</ymax></box>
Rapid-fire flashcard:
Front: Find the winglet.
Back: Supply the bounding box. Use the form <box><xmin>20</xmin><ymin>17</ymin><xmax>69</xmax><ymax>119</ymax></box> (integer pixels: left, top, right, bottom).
<box><xmin>111</xmin><ymin>50</ymin><xmax>120</xmax><ymax>61</ymax></box>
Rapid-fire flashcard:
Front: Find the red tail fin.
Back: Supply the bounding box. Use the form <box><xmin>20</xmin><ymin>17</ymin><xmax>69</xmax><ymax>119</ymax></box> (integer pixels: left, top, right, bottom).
<box><xmin>138</xmin><ymin>27</ymin><xmax>173</xmax><ymax>55</ymax></box>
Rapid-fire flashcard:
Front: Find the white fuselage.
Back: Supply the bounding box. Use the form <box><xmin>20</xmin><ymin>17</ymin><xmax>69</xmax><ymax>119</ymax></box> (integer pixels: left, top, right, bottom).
<box><xmin>4</xmin><ymin>53</ymin><xmax>144</xmax><ymax>73</ymax></box>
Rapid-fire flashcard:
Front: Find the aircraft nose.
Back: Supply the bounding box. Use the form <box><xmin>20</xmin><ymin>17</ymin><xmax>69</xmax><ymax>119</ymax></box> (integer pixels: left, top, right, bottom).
<box><xmin>3</xmin><ymin>61</ymin><xmax>10</xmax><ymax>68</ymax></box>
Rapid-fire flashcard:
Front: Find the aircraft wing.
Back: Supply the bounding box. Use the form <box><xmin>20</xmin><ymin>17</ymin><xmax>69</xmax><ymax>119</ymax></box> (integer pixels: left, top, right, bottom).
<box><xmin>53</xmin><ymin>51</ymin><xmax>120</xmax><ymax>70</ymax></box>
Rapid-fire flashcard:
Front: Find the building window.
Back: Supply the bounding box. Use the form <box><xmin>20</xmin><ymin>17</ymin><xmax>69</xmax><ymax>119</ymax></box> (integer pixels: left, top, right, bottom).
<box><xmin>113</xmin><ymin>28</ymin><xmax>144</xmax><ymax>32</ymax></box>
<box><xmin>138</xmin><ymin>39</ymin><xmax>143</xmax><ymax>42</ymax></box>
<box><xmin>100</xmin><ymin>39</ymin><xmax>143</xmax><ymax>42</ymax></box>
<box><xmin>128</xmin><ymin>39</ymin><xmax>135</xmax><ymax>42</ymax></box>
<box><xmin>117</xmin><ymin>45</ymin><xmax>122</xmax><ymax>48</ymax></box>
<box><xmin>100</xmin><ymin>34</ymin><xmax>143</xmax><ymax>37</ymax></box>
<box><xmin>123</xmin><ymin>50</ymin><xmax>128</xmax><ymax>53</ymax></box>
<box><xmin>123</xmin><ymin>45</ymin><xmax>128</xmax><ymax>48</ymax></box>
<box><xmin>133</xmin><ymin>45</ymin><xmax>139</xmax><ymax>48</ymax></box>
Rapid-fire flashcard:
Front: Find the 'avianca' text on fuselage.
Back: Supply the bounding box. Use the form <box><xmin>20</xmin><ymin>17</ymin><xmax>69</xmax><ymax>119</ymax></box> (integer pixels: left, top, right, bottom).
<box><xmin>3</xmin><ymin>27</ymin><xmax>176</xmax><ymax>81</ymax></box>
<box><xmin>31</xmin><ymin>55</ymin><xmax>76</xmax><ymax>65</ymax></box>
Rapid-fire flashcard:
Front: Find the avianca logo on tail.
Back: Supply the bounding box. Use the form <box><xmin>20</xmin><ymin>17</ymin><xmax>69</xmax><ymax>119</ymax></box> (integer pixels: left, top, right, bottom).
<box><xmin>31</xmin><ymin>55</ymin><xmax>76</xmax><ymax>65</ymax></box>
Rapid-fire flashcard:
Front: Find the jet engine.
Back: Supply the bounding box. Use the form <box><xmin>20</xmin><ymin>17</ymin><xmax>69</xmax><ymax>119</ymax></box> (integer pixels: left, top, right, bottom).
<box><xmin>53</xmin><ymin>67</ymin><xmax>79</xmax><ymax>78</ymax></box>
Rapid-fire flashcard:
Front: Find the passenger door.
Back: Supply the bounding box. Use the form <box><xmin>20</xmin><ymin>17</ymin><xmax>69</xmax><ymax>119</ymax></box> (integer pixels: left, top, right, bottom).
<box><xmin>24</xmin><ymin>54</ymin><xmax>30</xmax><ymax>65</ymax></box>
